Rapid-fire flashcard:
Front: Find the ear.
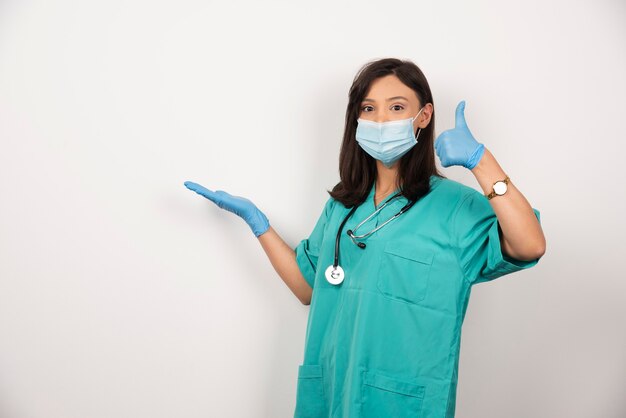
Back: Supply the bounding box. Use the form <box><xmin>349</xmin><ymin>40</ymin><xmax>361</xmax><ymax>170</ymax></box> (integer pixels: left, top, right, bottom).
<box><xmin>417</xmin><ymin>103</ymin><xmax>434</xmax><ymax>129</ymax></box>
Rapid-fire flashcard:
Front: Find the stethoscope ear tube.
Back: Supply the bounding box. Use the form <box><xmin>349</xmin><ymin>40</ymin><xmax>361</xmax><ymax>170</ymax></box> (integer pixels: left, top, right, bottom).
<box><xmin>400</xmin><ymin>199</ymin><xmax>417</xmax><ymax>214</ymax></box>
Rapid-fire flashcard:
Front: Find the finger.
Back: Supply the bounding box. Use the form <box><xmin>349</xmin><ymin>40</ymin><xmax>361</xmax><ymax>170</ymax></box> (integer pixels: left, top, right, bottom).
<box><xmin>184</xmin><ymin>181</ymin><xmax>221</xmax><ymax>203</ymax></box>
<box><xmin>184</xmin><ymin>181</ymin><xmax>201</xmax><ymax>192</ymax></box>
<box><xmin>434</xmin><ymin>131</ymin><xmax>447</xmax><ymax>155</ymax></box>
<box><xmin>454</xmin><ymin>100</ymin><xmax>468</xmax><ymax>130</ymax></box>
<box><xmin>184</xmin><ymin>181</ymin><xmax>211</xmax><ymax>195</ymax></box>
<box><xmin>214</xmin><ymin>190</ymin><xmax>234</xmax><ymax>207</ymax></box>
<box><xmin>215</xmin><ymin>190</ymin><xmax>234</xmax><ymax>199</ymax></box>
<box><xmin>184</xmin><ymin>181</ymin><xmax>205</xmax><ymax>190</ymax></box>
<box><xmin>434</xmin><ymin>137</ymin><xmax>447</xmax><ymax>165</ymax></box>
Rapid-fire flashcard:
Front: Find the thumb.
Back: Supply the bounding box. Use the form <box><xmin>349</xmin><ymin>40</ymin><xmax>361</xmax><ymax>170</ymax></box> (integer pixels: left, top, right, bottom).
<box><xmin>455</xmin><ymin>100</ymin><xmax>468</xmax><ymax>130</ymax></box>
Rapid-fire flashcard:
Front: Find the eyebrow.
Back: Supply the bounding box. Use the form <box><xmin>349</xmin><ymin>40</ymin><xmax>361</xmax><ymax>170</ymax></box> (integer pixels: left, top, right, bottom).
<box><xmin>362</xmin><ymin>96</ymin><xmax>410</xmax><ymax>103</ymax></box>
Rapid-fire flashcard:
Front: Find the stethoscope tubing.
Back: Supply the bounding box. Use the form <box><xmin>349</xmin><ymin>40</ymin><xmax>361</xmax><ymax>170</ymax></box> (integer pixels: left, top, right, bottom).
<box><xmin>348</xmin><ymin>195</ymin><xmax>416</xmax><ymax>241</ymax></box>
<box><xmin>332</xmin><ymin>193</ymin><xmax>416</xmax><ymax>269</ymax></box>
<box><xmin>333</xmin><ymin>204</ymin><xmax>358</xmax><ymax>268</ymax></box>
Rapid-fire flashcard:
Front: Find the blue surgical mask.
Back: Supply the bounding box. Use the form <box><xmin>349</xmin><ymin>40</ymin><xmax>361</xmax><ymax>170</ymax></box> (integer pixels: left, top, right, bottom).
<box><xmin>356</xmin><ymin>107</ymin><xmax>425</xmax><ymax>168</ymax></box>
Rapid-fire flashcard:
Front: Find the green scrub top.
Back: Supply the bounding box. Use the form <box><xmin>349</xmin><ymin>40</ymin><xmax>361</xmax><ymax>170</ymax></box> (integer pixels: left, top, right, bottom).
<box><xmin>293</xmin><ymin>174</ymin><xmax>542</xmax><ymax>418</ymax></box>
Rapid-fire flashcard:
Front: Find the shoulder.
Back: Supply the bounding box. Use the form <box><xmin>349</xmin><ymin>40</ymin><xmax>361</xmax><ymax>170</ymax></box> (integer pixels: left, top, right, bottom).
<box><xmin>430</xmin><ymin>176</ymin><xmax>483</xmax><ymax>205</ymax></box>
<box><xmin>426</xmin><ymin>177</ymin><xmax>494</xmax><ymax>226</ymax></box>
<box><xmin>319</xmin><ymin>194</ymin><xmax>341</xmax><ymax>219</ymax></box>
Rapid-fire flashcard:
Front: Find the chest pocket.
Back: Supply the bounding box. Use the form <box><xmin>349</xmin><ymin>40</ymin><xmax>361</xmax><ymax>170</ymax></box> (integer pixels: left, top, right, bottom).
<box><xmin>377</xmin><ymin>240</ymin><xmax>434</xmax><ymax>305</ymax></box>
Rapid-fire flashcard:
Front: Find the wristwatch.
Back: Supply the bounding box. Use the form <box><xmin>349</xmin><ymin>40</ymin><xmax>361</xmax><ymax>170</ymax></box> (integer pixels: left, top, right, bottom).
<box><xmin>486</xmin><ymin>175</ymin><xmax>510</xmax><ymax>200</ymax></box>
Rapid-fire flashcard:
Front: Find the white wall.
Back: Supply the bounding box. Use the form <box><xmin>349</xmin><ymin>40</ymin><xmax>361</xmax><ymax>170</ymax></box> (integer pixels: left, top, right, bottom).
<box><xmin>1</xmin><ymin>0</ymin><xmax>624</xmax><ymax>417</ymax></box>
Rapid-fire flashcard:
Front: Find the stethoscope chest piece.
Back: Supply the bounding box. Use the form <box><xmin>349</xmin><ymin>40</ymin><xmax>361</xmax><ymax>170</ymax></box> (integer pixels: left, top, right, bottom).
<box><xmin>325</xmin><ymin>265</ymin><xmax>345</xmax><ymax>285</ymax></box>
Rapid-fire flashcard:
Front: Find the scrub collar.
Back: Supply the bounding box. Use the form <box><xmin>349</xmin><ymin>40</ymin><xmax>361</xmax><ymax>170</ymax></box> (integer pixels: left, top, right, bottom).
<box><xmin>367</xmin><ymin>175</ymin><xmax>442</xmax><ymax>210</ymax></box>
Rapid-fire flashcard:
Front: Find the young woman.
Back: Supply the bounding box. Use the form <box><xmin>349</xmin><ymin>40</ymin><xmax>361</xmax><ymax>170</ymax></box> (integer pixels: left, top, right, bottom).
<box><xmin>184</xmin><ymin>58</ymin><xmax>546</xmax><ymax>418</ymax></box>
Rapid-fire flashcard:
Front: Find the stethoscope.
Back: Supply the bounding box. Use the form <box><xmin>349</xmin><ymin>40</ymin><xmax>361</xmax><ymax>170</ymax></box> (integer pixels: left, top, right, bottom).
<box><xmin>324</xmin><ymin>192</ymin><xmax>417</xmax><ymax>285</ymax></box>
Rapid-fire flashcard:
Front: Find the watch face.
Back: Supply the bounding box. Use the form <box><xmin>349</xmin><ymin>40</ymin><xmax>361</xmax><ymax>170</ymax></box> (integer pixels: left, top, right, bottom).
<box><xmin>494</xmin><ymin>181</ymin><xmax>507</xmax><ymax>195</ymax></box>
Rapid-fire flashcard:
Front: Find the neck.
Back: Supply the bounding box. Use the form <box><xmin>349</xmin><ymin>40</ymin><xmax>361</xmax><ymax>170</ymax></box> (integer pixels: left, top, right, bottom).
<box><xmin>375</xmin><ymin>161</ymin><xmax>400</xmax><ymax>197</ymax></box>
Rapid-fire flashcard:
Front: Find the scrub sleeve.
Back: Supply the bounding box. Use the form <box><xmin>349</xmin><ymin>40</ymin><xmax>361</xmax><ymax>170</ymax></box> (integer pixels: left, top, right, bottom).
<box><xmin>294</xmin><ymin>198</ymin><xmax>335</xmax><ymax>289</ymax></box>
<box><xmin>453</xmin><ymin>189</ymin><xmax>542</xmax><ymax>285</ymax></box>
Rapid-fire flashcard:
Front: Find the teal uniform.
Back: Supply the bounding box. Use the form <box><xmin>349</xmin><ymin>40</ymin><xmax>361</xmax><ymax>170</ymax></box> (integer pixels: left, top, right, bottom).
<box><xmin>293</xmin><ymin>175</ymin><xmax>542</xmax><ymax>418</ymax></box>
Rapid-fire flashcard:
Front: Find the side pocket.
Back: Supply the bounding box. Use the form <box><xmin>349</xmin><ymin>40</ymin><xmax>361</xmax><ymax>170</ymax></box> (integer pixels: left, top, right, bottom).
<box><xmin>294</xmin><ymin>364</ymin><xmax>328</xmax><ymax>418</ymax></box>
<box><xmin>360</xmin><ymin>369</ymin><xmax>425</xmax><ymax>418</ymax></box>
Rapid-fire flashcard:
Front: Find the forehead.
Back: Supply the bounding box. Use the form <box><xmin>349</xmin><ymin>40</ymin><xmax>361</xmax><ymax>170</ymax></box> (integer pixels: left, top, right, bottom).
<box><xmin>362</xmin><ymin>75</ymin><xmax>419</xmax><ymax>103</ymax></box>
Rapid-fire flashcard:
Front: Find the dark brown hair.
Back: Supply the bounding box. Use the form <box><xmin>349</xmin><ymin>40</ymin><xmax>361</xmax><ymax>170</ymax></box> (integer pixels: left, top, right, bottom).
<box><xmin>328</xmin><ymin>58</ymin><xmax>446</xmax><ymax>207</ymax></box>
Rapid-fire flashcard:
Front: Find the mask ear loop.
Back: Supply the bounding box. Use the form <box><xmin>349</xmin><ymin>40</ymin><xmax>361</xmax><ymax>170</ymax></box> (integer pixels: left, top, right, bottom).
<box><xmin>413</xmin><ymin>106</ymin><xmax>425</xmax><ymax>141</ymax></box>
<box><xmin>412</xmin><ymin>107</ymin><xmax>424</xmax><ymax>122</ymax></box>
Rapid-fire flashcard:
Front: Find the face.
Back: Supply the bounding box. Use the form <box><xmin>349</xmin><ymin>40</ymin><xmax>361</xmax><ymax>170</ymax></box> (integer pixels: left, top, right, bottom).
<box><xmin>359</xmin><ymin>74</ymin><xmax>433</xmax><ymax>133</ymax></box>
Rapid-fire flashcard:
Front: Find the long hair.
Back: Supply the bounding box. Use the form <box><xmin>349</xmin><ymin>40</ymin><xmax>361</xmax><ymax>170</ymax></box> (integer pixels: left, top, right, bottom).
<box><xmin>328</xmin><ymin>58</ymin><xmax>445</xmax><ymax>207</ymax></box>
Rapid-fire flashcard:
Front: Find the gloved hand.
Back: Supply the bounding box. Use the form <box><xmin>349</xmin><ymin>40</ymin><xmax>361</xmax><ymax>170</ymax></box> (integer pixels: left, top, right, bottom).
<box><xmin>434</xmin><ymin>100</ymin><xmax>485</xmax><ymax>169</ymax></box>
<box><xmin>184</xmin><ymin>181</ymin><xmax>270</xmax><ymax>237</ymax></box>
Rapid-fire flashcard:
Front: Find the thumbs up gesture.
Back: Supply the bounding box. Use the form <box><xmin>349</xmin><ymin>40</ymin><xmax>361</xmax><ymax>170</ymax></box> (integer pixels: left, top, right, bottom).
<box><xmin>434</xmin><ymin>100</ymin><xmax>485</xmax><ymax>169</ymax></box>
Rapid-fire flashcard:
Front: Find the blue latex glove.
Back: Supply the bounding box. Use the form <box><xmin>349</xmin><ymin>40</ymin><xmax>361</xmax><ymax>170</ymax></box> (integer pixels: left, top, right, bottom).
<box><xmin>184</xmin><ymin>181</ymin><xmax>270</xmax><ymax>237</ymax></box>
<box><xmin>434</xmin><ymin>100</ymin><xmax>485</xmax><ymax>169</ymax></box>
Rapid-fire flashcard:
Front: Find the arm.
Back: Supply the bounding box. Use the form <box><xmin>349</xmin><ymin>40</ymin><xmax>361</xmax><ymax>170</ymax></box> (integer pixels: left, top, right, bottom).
<box><xmin>183</xmin><ymin>181</ymin><xmax>312</xmax><ymax>305</ymax></box>
<box><xmin>435</xmin><ymin>100</ymin><xmax>546</xmax><ymax>262</ymax></box>
<box><xmin>257</xmin><ymin>227</ymin><xmax>313</xmax><ymax>305</ymax></box>
<box><xmin>470</xmin><ymin>148</ymin><xmax>546</xmax><ymax>261</ymax></box>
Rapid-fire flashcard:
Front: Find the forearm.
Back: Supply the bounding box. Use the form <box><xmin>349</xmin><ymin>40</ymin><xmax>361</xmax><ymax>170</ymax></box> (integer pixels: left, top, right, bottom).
<box><xmin>257</xmin><ymin>226</ymin><xmax>313</xmax><ymax>305</ymax></box>
<box><xmin>470</xmin><ymin>148</ymin><xmax>546</xmax><ymax>260</ymax></box>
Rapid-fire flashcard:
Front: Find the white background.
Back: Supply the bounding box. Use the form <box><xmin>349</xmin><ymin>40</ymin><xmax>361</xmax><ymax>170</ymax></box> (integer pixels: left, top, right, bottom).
<box><xmin>1</xmin><ymin>0</ymin><xmax>624</xmax><ymax>417</ymax></box>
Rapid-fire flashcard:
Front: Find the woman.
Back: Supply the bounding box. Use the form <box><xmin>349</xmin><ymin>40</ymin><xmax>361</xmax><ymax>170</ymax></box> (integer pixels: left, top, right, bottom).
<box><xmin>184</xmin><ymin>58</ymin><xmax>546</xmax><ymax>418</ymax></box>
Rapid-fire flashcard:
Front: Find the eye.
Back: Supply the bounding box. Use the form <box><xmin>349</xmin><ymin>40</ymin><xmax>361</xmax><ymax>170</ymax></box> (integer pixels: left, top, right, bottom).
<box><xmin>391</xmin><ymin>104</ymin><xmax>404</xmax><ymax>111</ymax></box>
<box><xmin>361</xmin><ymin>105</ymin><xmax>373</xmax><ymax>112</ymax></box>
